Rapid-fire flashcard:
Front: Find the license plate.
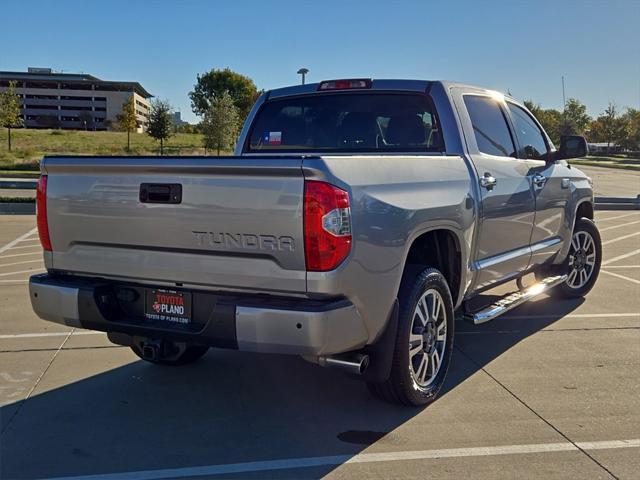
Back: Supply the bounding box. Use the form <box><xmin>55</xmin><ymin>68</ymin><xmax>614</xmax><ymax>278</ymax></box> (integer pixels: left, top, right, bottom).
<box><xmin>144</xmin><ymin>289</ymin><xmax>192</xmax><ymax>324</ymax></box>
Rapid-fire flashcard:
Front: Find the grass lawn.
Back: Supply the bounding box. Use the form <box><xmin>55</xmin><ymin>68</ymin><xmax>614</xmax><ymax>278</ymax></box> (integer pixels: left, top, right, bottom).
<box><xmin>0</xmin><ymin>128</ymin><xmax>221</xmax><ymax>170</ymax></box>
<box><xmin>570</xmin><ymin>155</ymin><xmax>640</xmax><ymax>171</ymax></box>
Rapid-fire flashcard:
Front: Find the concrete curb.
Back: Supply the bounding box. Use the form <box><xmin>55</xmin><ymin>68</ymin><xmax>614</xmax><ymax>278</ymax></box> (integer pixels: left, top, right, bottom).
<box><xmin>0</xmin><ymin>180</ymin><xmax>38</xmax><ymax>189</ymax></box>
<box><xmin>0</xmin><ymin>172</ymin><xmax>40</xmax><ymax>179</ymax></box>
<box><xmin>594</xmin><ymin>196</ymin><xmax>640</xmax><ymax>210</ymax></box>
<box><xmin>0</xmin><ymin>202</ymin><xmax>36</xmax><ymax>215</ymax></box>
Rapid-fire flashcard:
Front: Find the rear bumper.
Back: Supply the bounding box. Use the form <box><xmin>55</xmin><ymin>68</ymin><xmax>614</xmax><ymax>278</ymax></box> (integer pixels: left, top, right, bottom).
<box><xmin>28</xmin><ymin>274</ymin><xmax>368</xmax><ymax>356</ymax></box>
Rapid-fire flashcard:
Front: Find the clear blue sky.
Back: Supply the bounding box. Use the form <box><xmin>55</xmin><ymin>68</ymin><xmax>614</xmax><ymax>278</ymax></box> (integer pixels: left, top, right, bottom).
<box><xmin>2</xmin><ymin>0</ymin><xmax>638</xmax><ymax>123</ymax></box>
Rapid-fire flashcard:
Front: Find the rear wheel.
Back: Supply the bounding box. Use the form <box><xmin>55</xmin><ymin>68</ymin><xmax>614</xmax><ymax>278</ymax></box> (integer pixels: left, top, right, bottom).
<box><xmin>367</xmin><ymin>268</ymin><xmax>454</xmax><ymax>406</ymax></box>
<box><xmin>130</xmin><ymin>340</ymin><xmax>209</xmax><ymax>366</ymax></box>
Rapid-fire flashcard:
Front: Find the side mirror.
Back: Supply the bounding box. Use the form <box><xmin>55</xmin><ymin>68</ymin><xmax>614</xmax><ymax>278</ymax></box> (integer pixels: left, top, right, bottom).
<box><xmin>557</xmin><ymin>135</ymin><xmax>588</xmax><ymax>160</ymax></box>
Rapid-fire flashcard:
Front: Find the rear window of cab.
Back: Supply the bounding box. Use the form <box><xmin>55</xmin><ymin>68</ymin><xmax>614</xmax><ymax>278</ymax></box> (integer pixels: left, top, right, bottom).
<box><xmin>245</xmin><ymin>93</ymin><xmax>444</xmax><ymax>153</ymax></box>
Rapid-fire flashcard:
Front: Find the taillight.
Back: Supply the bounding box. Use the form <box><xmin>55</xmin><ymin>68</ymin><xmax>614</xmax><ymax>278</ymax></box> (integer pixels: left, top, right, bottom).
<box><xmin>304</xmin><ymin>181</ymin><xmax>352</xmax><ymax>271</ymax></box>
<box><xmin>36</xmin><ymin>175</ymin><xmax>52</xmax><ymax>251</ymax></box>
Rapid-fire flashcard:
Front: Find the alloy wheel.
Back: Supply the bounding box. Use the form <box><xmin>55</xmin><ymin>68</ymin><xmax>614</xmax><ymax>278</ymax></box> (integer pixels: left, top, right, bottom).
<box><xmin>409</xmin><ymin>288</ymin><xmax>447</xmax><ymax>388</ymax></box>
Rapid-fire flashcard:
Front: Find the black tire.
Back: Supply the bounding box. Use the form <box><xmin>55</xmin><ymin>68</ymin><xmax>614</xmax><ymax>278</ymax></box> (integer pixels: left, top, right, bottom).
<box><xmin>548</xmin><ymin>218</ymin><xmax>601</xmax><ymax>299</ymax></box>
<box><xmin>130</xmin><ymin>342</ymin><xmax>209</xmax><ymax>366</ymax></box>
<box><xmin>366</xmin><ymin>268</ymin><xmax>454</xmax><ymax>406</ymax></box>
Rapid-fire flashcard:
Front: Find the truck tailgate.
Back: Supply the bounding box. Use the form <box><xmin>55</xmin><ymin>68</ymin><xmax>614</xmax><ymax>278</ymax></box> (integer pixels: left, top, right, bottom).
<box><xmin>43</xmin><ymin>156</ymin><xmax>306</xmax><ymax>293</ymax></box>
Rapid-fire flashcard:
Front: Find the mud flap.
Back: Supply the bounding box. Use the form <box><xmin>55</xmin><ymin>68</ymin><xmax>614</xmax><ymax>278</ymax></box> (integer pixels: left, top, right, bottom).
<box><xmin>362</xmin><ymin>299</ymin><xmax>399</xmax><ymax>383</ymax></box>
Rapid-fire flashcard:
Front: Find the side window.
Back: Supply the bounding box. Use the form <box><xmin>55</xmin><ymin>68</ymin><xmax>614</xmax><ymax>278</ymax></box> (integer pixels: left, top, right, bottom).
<box><xmin>464</xmin><ymin>95</ymin><xmax>516</xmax><ymax>158</ymax></box>
<box><xmin>506</xmin><ymin>103</ymin><xmax>549</xmax><ymax>160</ymax></box>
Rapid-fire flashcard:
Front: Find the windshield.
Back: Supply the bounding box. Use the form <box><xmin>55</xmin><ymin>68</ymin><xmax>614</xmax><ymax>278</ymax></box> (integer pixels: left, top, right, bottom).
<box><xmin>245</xmin><ymin>92</ymin><xmax>444</xmax><ymax>153</ymax></box>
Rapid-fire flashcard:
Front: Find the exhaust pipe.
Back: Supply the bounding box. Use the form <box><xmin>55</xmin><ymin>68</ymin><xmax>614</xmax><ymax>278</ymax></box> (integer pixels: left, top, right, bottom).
<box><xmin>316</xmin><ymin>353</ymin><xmax>370</xmax><ymax>375</ymax></box>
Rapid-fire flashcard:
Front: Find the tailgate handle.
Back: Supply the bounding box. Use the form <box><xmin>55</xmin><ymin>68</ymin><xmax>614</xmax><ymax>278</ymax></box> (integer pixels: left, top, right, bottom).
<box><xmin>139</xmin><ymin>183</ymin><xmax>182</xmax><ymax>204</ymax></box>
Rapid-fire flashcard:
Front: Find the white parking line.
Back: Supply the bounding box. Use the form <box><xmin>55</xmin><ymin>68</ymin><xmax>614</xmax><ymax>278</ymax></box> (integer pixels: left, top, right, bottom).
<box><xmin>602</xmin><ymin>248</ymin><xmax>640</xmax><ymax>266</ymax></box>
<box><xmin>41</xmin><ymin>439</ymin><xmax>640</xmax><ymax>480</ymax></box>
<box><xmin>7</xmin><ymin>245</ymin><xmax>43</xmax><ymax>251</ymax></box>
<box><xmin>597</xmin><ymin>212</ymin><xmax>640</xmax><ymax>222</ymax></box>
<box><xmin>605</xmin><ymin>265</ymin><xmax>640</xmax><ymax>269</ymax></box>
<box><xmin>0</xmin><ymin>227</ymin><xmax>37</xmax><ymax>254</ymax></box>
<box><xmin>0</xmin><ymin>280</ymin><xmax>29</xmax><ymax>284</ymax></box>
<box><xmin>601</xmin><ymin>270</ymin><xmax>640</xmax><ymax>285</ymax></box>
<box><xmin>602</xmin><ymin>231</ymin><xmax>640</xmax><ymax>246</ymax></box>
<box><xmin>0</xmin><ymin>251</ymin><xmax>43</xmax><ymax>260</ymax></box>
<box><xmin>0</xmin><ymin>331</ymin><xmax>102</xmax><ymax>339</ymax></box>
<box><xmin>0</xmin><ymin>259</ymin><xmax>43</xmax><ymax>269</ymax></box>
<box><xmin>0</xmin><ymin>268</ymin><xmax>45</xmax><ymax>277</ymax></box>
<box><xmin>599</xmin><ymin>220</ymin><xmax>640</xmax><ymax>232</ymax></box>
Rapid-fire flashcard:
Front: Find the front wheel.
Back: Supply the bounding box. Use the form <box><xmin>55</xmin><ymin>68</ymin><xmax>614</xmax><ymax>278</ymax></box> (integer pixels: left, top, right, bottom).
<box><xmin>367</xmin><ymin>268</ymin><xmax>454</xmax><ymax>406</ymax></box>
<box><xmin>551</xmin><ymin>218</ymin><xmax>602</xmax><ymax>298</ymax></box>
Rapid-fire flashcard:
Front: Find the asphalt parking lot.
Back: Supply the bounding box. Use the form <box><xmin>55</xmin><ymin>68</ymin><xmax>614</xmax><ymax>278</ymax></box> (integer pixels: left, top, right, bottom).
<box><xmin>0</xmin><ymin>209</ymin><xmax>639</xmax><ymax>479</ymax></box>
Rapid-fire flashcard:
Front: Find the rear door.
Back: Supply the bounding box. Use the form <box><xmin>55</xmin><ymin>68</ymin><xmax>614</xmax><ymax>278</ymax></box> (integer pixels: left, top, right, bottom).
<box><xmin>505</xmin><ymin>101</ymin><xmax>572</xmax><ymax>267</ymax></box>
<box><xmin>453</xmin><ymin>90</ymin><xmax>536</xmax><ymax>290</ymax></box>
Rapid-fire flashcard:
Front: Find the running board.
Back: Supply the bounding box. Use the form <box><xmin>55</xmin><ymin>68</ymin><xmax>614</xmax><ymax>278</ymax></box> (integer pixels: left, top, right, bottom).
<box><xmin>464</xmin><ymin>275</ymin><xmax>568</xmax><ymax>325</ymax></box>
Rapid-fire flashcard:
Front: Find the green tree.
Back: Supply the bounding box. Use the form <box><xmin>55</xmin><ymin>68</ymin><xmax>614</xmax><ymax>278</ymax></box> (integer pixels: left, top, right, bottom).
<box><xmin>618</xmin><ymin>108</ymin><xmax>640</xmax><ymax>151</ymax></box>
<box><xmin>524</xmin><ymin>100</ymin><xmax>562</xmax><ymax>145</ymax></box>
<box><xmin>117</xmin><ymin>96</ymin><xmax>138</xmax><ymax>151</ymax></box>
<box><xmin>587</xmin><ymin>103</ymin><xmax>625</xmax><ymax>153</ymax></box>
<box><xmin>0</xmin><ymin>81</ymin><xmax>24</xmax><ymax>151</ymax></box>
<box><xmin>560</xmin><ymin>98</ymin><xmax>591</xmax><ymax>136</ymax></box>
<box><xmin>146</xmin><ymin>99</ymin><xmax>173</xmax><ymax>155</ymax></box>
<box><xmin>202</xmin><ymin>91</ymin><xmax>241</xmax><ymax>155</ymax></box>
<box><xmin>189</xmin><ymin>68</ymin><xmax>258</xmax><ymax>122</ymax></box>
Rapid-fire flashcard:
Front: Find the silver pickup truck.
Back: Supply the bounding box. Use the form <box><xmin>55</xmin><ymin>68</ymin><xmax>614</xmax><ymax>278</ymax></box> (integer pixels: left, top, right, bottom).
<box><xmin>29</xmin><ymin>79</ymin><xmax>601</xmax><ymax>406</ymax></box>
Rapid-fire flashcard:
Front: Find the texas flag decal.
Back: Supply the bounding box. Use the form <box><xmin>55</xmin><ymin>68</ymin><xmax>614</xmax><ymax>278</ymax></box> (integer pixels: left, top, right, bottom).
<box><xmin>263</xmin><ymin>131</ymin><xmax>282</xmax><ymax>145</ymax></box>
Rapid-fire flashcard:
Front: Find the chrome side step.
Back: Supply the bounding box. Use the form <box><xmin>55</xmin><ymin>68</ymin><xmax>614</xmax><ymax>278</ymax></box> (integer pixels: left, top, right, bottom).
<box><xmin>464</xmin><ymin>274</ymin><xmax>568</xmax><ymax>325</ymax></box>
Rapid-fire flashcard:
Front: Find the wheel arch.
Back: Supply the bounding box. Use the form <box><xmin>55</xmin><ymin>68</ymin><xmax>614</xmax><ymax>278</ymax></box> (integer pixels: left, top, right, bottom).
<box><xmin>575</xmin><ymin>200</ymin><xmax>594</xmax><ymax>222</ymax></box>
<box><xmin>400</xmin><ymin>228</ymin><xmax>463</xmax><ymax>306</ymax></box>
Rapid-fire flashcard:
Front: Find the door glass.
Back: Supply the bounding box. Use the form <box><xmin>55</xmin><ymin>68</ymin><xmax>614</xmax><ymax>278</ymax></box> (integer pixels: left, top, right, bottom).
<box><xmin>464</xmin><ymin>95</ymin><xmax>516</xmax><ymax>158</ymax></box>
<box><xmin>507</xmin><ymin>103</ymin><xmax>549</xmax><ymax>160</ymax></box>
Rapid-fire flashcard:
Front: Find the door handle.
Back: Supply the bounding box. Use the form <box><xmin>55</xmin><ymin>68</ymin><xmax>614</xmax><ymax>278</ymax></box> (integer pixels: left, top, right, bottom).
<box><xmin>532</xmin><ymin>174</ymin><xmax>547</xmax><ymax>187</ymax></box>
<box><xmin>139</xmin><ymin>183</ymin><xmax>182</xmax><ymax>204</ymax></box>
<box><xmin>479</xmin><ymin>173</ymin><xmax>497</xmax><ymax>191</ymax></box>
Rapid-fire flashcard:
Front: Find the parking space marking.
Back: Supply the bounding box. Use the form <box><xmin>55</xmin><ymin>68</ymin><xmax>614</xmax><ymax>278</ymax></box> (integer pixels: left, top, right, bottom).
<box><xmin>0</xmin><ymin>331</ymin><xmax>101</xmax><ymax>340</ymax></box>
<box><xmin>0</xmin><ymin>227</ymin><xmax>37</xmax><ymax>254</ymax></box>
<box><xmin>601</xmin><ymin>270</ymin><xmax>640</xmax><ymax>285</ymax></box>
<box><xmin>597</xmin><ymin>212</ymin><xmax>640</xmax><ymax>222</ymax></box>
<box><xmin>0</xmin><ymin>268</ymin><xmax>45</xmax><ymax>277</ymax></box>
<box><xmin>599</xmin><ymin>220</ymin><xmax>640</xmax><ymax>232</ymax></box>
<box><xmin>6</xmin><ymin>245</ymin><xmax>43</xmax><ymax>251</ymax></box>
<box><xmin>602</xmin><ymin>231</ymin><xmax>640</xmax><ymax>246</ymax></box>
<box><xmin>602</xmin><ymin>248</ymin><xmax>640</xmax><ymax>266</ymax></box>
<box><xmin>0</xmin><ymin>280</ymin><xmax>29</xmax><ymax>284</ymax></box>
<box><xmin>41</xmin><ymin>439</ymin><xmax>640</xmax><ymax>480</ymax></box>
<box><xmin>0</xmin><ymin>259</ymin><xmax>43</xmax><ymax>269</ymax></box>
<box><xmin>606</xmin><ymin>265</ymin><xmax>640</xmax><ymax>269</ymax></box>
<box><xmin>0</xmin><ymin>251</ymin><xmax>42</xmax><ymax>260</ymax></box>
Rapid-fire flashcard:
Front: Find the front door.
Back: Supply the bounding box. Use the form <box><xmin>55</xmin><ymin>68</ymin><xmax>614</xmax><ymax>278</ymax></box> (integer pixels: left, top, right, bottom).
<box><xmin>504</xmin><ymin>101</ymin><xmax>572</xmax><ymax>267</ymax></box>
<box><xmin>455</xmin><ymin>92</ymin><xmax>536</xmax><ymax>291</ymax></box>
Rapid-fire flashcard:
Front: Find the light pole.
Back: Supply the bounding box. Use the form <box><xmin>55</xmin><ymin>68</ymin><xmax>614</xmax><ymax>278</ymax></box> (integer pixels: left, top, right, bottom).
<box><xmin>297</xmin><ymin>68</ymin><xmax>309</xmax><ymax>85</ymax></box>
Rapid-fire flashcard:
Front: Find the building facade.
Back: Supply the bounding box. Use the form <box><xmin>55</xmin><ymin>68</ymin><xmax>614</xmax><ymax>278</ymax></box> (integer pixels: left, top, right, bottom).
<box><xmin>0</xmin><ymin>68</ymin><xmax>152</xmax><ymax>131</ymax></box>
